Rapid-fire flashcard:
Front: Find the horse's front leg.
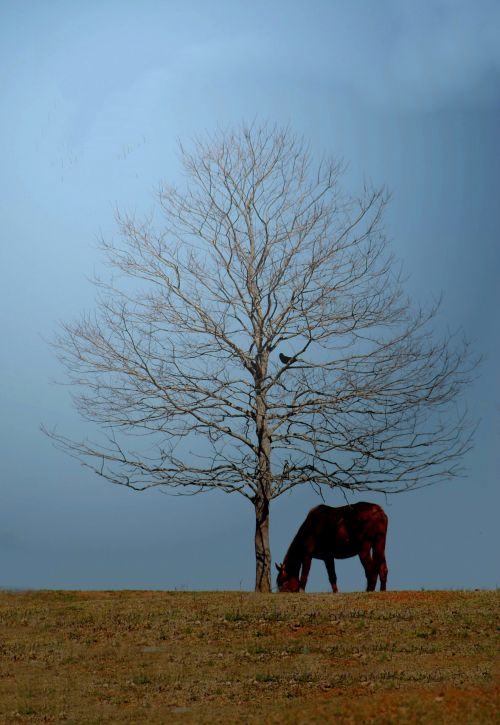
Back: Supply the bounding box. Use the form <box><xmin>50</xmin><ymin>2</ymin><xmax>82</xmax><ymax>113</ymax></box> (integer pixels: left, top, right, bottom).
<box><xmin>324</xmin><ymin>556</ymin><xmax>338</xmax><ymax>593</ymax></box>
<box><xmin>299</xmin><ymin>554</ymin><xmax>312</xmax><ymax>592</ymax></box>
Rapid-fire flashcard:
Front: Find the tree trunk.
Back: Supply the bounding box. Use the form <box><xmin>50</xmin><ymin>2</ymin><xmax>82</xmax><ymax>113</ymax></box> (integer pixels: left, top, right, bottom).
<box><xmin>254</xmin><ymin>496</ymin><xmax>271</xmax><ymax>592</ymax></box>
<box><xmin>253</xmin><ymin>343</ymin><xmax>272</xmax><ymax>592</ymax></box>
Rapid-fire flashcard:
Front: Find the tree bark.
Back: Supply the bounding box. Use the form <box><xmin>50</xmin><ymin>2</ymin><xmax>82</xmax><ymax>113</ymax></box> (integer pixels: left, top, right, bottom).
<box><xmin>254</xmin><ymin>496</ymin><xmax>271</xmax><ymax>592</ymax></box>
<box><xmin>253</xmin><ymin>342</ymin><xmax>272</xmax><ymax>592</ymax></box>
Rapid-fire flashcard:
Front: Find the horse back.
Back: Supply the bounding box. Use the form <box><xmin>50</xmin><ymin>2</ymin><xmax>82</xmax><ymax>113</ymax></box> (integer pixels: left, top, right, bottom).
<box><xmin>302</xmin><ymin>502</ymin><xmax>387</xmax><ymax>558</ymax></box>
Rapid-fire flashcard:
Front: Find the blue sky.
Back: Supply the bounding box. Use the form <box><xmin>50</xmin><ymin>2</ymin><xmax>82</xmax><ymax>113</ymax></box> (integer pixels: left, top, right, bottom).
<box><xmin>1</xmin><ymin>0</ymin><xmax>499</xmax><ymax>591</ymax></box>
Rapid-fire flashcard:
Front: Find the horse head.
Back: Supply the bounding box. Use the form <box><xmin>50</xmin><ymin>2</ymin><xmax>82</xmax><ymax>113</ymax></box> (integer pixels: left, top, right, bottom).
<box><xmin>275</xmin><ymin>562</ymin><xmax>300</xmax><ymax>593</ymax></box>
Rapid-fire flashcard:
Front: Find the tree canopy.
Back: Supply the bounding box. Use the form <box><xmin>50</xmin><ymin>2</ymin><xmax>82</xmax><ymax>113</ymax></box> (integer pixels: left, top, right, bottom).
<box><xmin>46</xmin><ymin>123</ymin><xmax>476</xmax><ymax>590</ymax></box>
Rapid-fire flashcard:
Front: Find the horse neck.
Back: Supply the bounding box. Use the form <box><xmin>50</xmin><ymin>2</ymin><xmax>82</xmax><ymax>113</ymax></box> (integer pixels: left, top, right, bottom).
<box><xmin>283</xmin><ymin>536</ymin><xmax>305</xmax><ymax>578</ymax></box>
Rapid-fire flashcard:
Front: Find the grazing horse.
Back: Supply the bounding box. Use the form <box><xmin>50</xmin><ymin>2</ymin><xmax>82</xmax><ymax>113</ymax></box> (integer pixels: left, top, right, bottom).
<box><xmin>276</xmin><ymin>502</ymin><xmax>388</xmax><ymax>593</ymax></box>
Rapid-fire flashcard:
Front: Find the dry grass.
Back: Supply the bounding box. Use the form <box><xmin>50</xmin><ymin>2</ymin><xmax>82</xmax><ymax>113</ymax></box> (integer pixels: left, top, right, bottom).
<box><xmin>0</xmin><ymin>589</ymin><xmax>498</xmax><ymax>723</ymax></box>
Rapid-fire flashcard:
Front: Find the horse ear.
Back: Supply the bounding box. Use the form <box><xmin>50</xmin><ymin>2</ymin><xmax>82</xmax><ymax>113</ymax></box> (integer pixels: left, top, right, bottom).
<box><xmin>275</xmin><ymin>563</ymin><xmax>282</xmax><ymax>572</ymax></box>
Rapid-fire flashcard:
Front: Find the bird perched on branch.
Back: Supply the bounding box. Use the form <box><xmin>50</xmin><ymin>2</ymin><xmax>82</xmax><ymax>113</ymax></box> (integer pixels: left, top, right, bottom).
<box><xmin>279</xmin><ymin>352</ymin><xmax>297</xmax><ymax>365</ymax></box>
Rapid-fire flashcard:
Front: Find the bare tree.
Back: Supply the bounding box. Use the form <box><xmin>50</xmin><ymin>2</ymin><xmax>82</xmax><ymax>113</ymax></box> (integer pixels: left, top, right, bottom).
<box><xmin>46</xmin><ymin>123</ymin><xmax>476</xmax><ymax>592</ymax></box>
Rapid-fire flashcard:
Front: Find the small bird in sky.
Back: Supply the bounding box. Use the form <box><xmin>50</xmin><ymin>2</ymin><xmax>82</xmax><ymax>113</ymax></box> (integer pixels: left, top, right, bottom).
<box><xmin>279</xmin><ymin>352</ymin><xmax>296</xmax><ymax>365</ymax></box>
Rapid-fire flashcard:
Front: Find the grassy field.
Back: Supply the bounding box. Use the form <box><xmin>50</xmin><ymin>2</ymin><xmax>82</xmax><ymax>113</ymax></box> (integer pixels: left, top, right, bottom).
<box><xmin>0</xmin><ymin>590</ymin><xmax>498</xmax><ymax>724</ymax></box>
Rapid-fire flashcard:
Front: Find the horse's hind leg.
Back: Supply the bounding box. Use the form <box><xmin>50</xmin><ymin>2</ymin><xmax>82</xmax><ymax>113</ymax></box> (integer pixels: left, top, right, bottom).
<box><xmin>379</xmin><ymin>560</ymin><xmax>388</xmax><ymax>591</ymax></box>
<box><xmin>373</xmin><ymin>535</ymin><xmax>388</xmax><ymax>591</ymax></box>
<box><xmin>359</xmin><ymin>543</ymin><xmax>377</xmax><ymax>591</ymax></box>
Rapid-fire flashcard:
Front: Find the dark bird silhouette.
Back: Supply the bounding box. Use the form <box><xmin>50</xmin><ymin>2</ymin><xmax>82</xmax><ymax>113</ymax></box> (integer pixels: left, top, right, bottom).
<box><xmin>279</xmin><ymin>352</ymin><xmax>296</xmax><ymax>365</ymax></box>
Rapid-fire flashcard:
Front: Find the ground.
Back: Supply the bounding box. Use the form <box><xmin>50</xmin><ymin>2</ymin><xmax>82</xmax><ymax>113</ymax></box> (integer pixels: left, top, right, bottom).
<box><xmin>0</xmin><ymin>590</ymin><xmax>498</xmax><ymax>723</ymax></box>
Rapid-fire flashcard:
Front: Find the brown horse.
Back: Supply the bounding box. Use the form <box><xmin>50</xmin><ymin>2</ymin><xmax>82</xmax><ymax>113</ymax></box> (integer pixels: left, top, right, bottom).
<box><xmin>276</xmin><ymin>502</ymin><xmax>388</xmax><ymax>593</ymax></box>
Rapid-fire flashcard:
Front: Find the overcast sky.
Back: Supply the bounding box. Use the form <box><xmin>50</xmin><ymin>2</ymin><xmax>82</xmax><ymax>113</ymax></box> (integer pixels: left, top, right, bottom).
<box><xmin>1</xmin><ymin>0</ymin><xmax>499</xmax><ymax>591</ymax></box>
